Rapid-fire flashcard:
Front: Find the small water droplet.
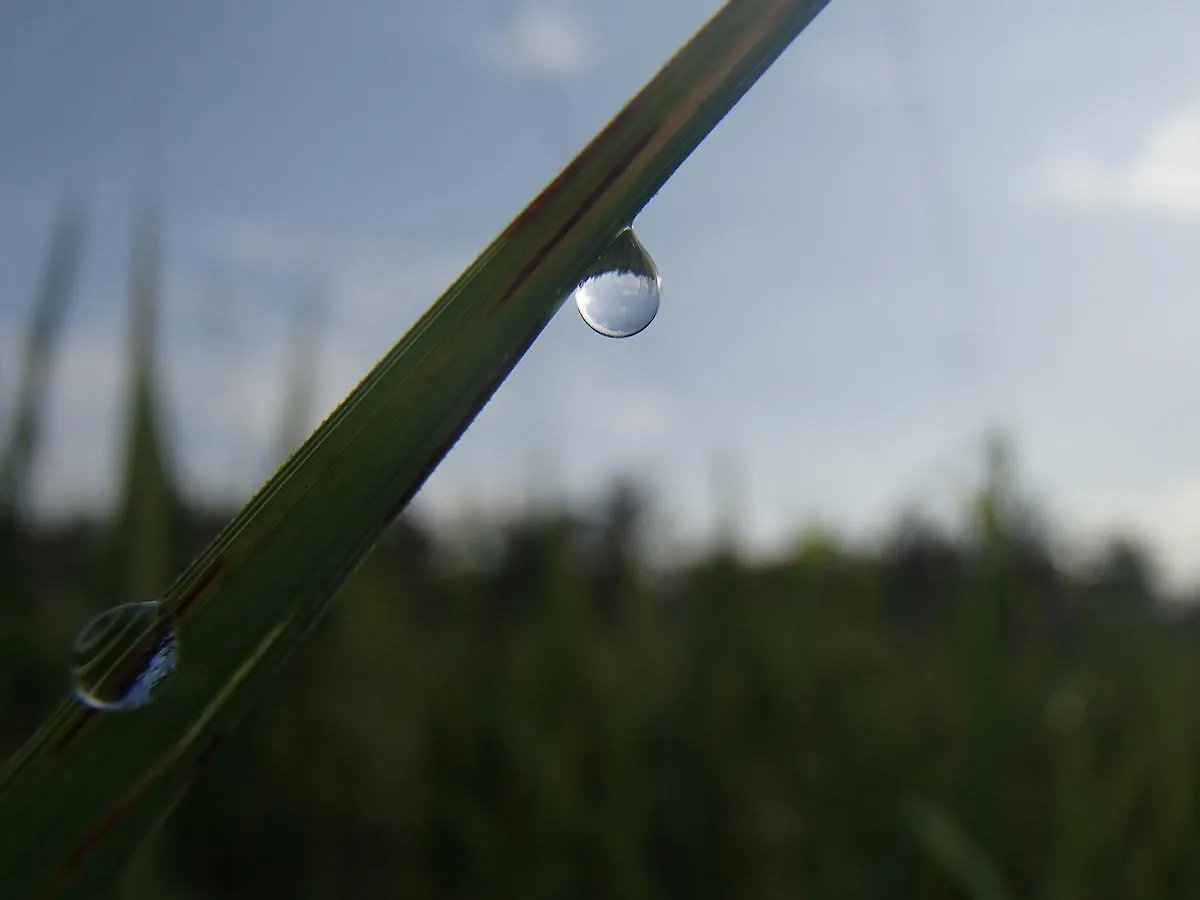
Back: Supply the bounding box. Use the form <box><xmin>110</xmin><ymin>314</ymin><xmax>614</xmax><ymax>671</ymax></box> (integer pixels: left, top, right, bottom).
<box><xmin>572</xmin><ymin>227</ymin><xmax>661</xmax><ymax>338</ymax></box>
<box><xmin>71</xmin><ymin>601</ymin><xmax>178</xmax><ymax>711</ymax></box>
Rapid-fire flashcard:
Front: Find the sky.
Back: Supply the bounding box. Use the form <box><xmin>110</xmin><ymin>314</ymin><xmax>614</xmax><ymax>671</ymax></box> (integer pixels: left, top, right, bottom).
<box><xmin>4</xmin><ymin>0</ymin><xmax>1200</xmax><ymax>585</ymax></box>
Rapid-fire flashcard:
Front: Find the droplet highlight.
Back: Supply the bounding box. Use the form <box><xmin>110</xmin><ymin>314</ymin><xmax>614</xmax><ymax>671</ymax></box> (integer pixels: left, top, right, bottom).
<box><xmin>71</xmin><ymin>600</ymin><xmax>178</xmax><ymax>711</ymax></box>
<box><xmin>572</xmin><ymin>227</ymin><xmax>661</xmax><ymax>338</ymax></box>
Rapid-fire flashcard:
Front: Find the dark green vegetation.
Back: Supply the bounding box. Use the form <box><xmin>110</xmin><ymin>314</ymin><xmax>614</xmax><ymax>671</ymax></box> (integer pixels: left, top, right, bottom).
<box><xmin>6</xmin><ymin>444</ymin><xmax>1200</xmax><ymax>899</ymax></box>
<box><xmin>0</xmin><ymin>2</ymin><xmax>837</xmax><ymax>895</ymax></box>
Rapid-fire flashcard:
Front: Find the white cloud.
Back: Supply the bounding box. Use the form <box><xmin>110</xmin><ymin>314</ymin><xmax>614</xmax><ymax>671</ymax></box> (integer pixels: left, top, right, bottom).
<box><xmin>478</xmin><ymin>2</ymin><xmax>591</xmax><ymax>77</ymax></box>
<box><xmin>1029</xmin><ymin>105</ymin><xmax>1200</xmax><ymax>218</ymax></box>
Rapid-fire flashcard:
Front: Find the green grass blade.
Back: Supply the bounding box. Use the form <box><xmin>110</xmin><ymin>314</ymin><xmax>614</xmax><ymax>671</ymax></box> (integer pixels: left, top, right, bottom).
<box><xmin>901</xmin><ymin>798</ymin><xmax>1015</xmax><ymax>900</ymax></box>
<box><xmin>113</xmin><ymin>183</ymin><xmax>178</xmax><ymax>605</ymax></box>
<box><xmin>108</xmin><ymin>180</ymin><xmax>182</xmax><ymax>900</ymax></box>
<box><xmin>0</xmin><ymin>1</ymin><xmax>833</xmax><ymax>896</ymax></box>
<box><xmin>0</xmin><ymin>195</ymin><xmax>86</xmax><ymax>519</ymax></box>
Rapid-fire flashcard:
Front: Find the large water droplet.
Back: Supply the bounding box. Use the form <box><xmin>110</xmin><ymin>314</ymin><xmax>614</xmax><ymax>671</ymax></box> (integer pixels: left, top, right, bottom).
<box><xmin>71</xmin><ymin>601</ymin><xmax>178</xmax><ymax>711</ymax></box>
<box><xmin>572</xmin><ymin>227</ymin><xmax>661</xmax><ymax>338</ymax></box>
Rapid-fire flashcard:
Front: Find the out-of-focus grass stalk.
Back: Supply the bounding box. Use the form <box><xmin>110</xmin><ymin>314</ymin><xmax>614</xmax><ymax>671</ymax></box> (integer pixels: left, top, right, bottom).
<box><xmin>0</xmin><ymin>1</ymin><xmax>834</xmax><ymax>897</ymax></box>
<box><xmin>110</xmin><ymin>182</ymin><xmax>182</xmax><ymax>900</ymax></box>
<box><xmin>0</xmin><ymin>196</ymin><xmax>86</xmax><ymax>521</ymax></box>
<box><xmin>112</xmin><ymin>183</ymin><xmax>178</xmax><ymax>606</ymax></box>
<box><xmin>270</xmin><ymin>285</ymin><xmax>327</xmax><ymax>472</ymax></box>
<box><xmin>901</xmin><ymin>798</ymin><xmax>1014</xmax><ymax>900</ymax></box>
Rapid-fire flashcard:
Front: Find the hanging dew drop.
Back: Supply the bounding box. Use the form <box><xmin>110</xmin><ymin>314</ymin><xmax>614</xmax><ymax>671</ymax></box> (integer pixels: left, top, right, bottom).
<box><xmin>572</xmin><ymin>227</ymin><xmax>661</xmax><ymax>338</ymax></box>
<box><xmin>70</xmin><ymin>600</ymin><xmax>179</xmax><ymax>711</ymax></box>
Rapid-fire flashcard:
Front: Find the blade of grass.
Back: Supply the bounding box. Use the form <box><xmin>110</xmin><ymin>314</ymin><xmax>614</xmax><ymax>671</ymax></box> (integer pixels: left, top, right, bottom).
<box><xmin>110</xmin><ymin>177</ymin><xmax>181</xmax><ymax>900</ymax></box>
<box><xmin>0</xmin><ymin>1</ymin><xmax>834</xmax><ymax>896</ymax></box>
<box><xmin>112</xmin><ymin>180</ymin><xmax>178</xmax><ymax>605</ymax></box>
<box><xmin>0</xmin><ymin>195</ymin><xmax>86</xmax><ymax>520</ymax></box>
<box><xmin>901</xmin><ymin>798</ymin><xmax>1014</xmax><ymax>900</ymax></box>
<box><xmin>269</xmin><ymin>284</ymin><xmax>327</xmax><ymax>473</ymax></box>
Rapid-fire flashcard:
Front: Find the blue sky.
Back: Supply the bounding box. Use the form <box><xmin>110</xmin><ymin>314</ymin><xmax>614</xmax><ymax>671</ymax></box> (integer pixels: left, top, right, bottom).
<box><xmin>5</xmin><ymin>0</ymin><xmax>1200</xmax><ymax>585</ymax></box>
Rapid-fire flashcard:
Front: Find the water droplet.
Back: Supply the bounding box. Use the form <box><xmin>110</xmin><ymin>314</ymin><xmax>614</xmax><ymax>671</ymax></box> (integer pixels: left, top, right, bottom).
<box><xmin>573</xmin><ymin>227</ymin><xmax>661</xmax><ymax>338</ymax></box>
<box><xmin>71</xmin><ymin>601</ymin><xmax>178</xmax><ymax>711</ymax></box>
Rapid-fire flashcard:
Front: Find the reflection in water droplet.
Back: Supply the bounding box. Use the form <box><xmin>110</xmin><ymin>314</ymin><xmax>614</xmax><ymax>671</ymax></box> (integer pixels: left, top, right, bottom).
<box><xmin>71</xmin><ymin>601</ymin><xmax>178</xmax><ymax>711</ymax></box>
<box><xmin>573</xmin><ymin>227</ymin><xmax>661</xmax><ymax>338</ymax></box>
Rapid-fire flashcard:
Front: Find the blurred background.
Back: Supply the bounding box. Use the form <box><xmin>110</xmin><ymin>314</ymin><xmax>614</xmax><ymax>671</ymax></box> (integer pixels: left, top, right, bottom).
<box><xmin>5</xmin><ymin>0</ymin><xmax>1200</xmax><ymax>896</ymax></box>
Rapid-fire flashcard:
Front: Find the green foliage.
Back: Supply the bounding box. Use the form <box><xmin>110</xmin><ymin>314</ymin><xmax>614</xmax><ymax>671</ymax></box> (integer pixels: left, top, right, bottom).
<box><xmin>6</xmin><ymin>474</ymin><xmax>1200</xmax><ymax>898</ymax></box>
<box><xmin>0</xmin><ymin>195</ymin><xmax>89</xmax><ymax>807</ymax></box>
<box><xmin>112</xmin><ymin>181</ymin><xmax>178</xmax><ymax>606</ymax></box>
<box><xmin>901</xmin><ymin>799</ymin><xmax>1014</xmax><ymax>900</ymax></box>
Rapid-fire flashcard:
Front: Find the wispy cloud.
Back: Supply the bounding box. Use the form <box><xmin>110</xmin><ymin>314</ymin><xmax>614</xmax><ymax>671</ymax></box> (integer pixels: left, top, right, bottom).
<box><xmin>1028</xmin><ymin>105</ymin><xmax>1200</xmax><ymax>218</ymax></box>
<box><xmin>477</xmin><ymin>2</ymin><xmax>591</xmax><ymax>77</ymax></box>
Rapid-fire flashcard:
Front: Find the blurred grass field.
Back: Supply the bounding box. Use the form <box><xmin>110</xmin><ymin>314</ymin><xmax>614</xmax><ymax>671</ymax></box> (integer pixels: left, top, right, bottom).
<box><xmin>4</xmin><ymin>191</ymin><xmax>1200</xmax><ymax>899</ymax></box>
